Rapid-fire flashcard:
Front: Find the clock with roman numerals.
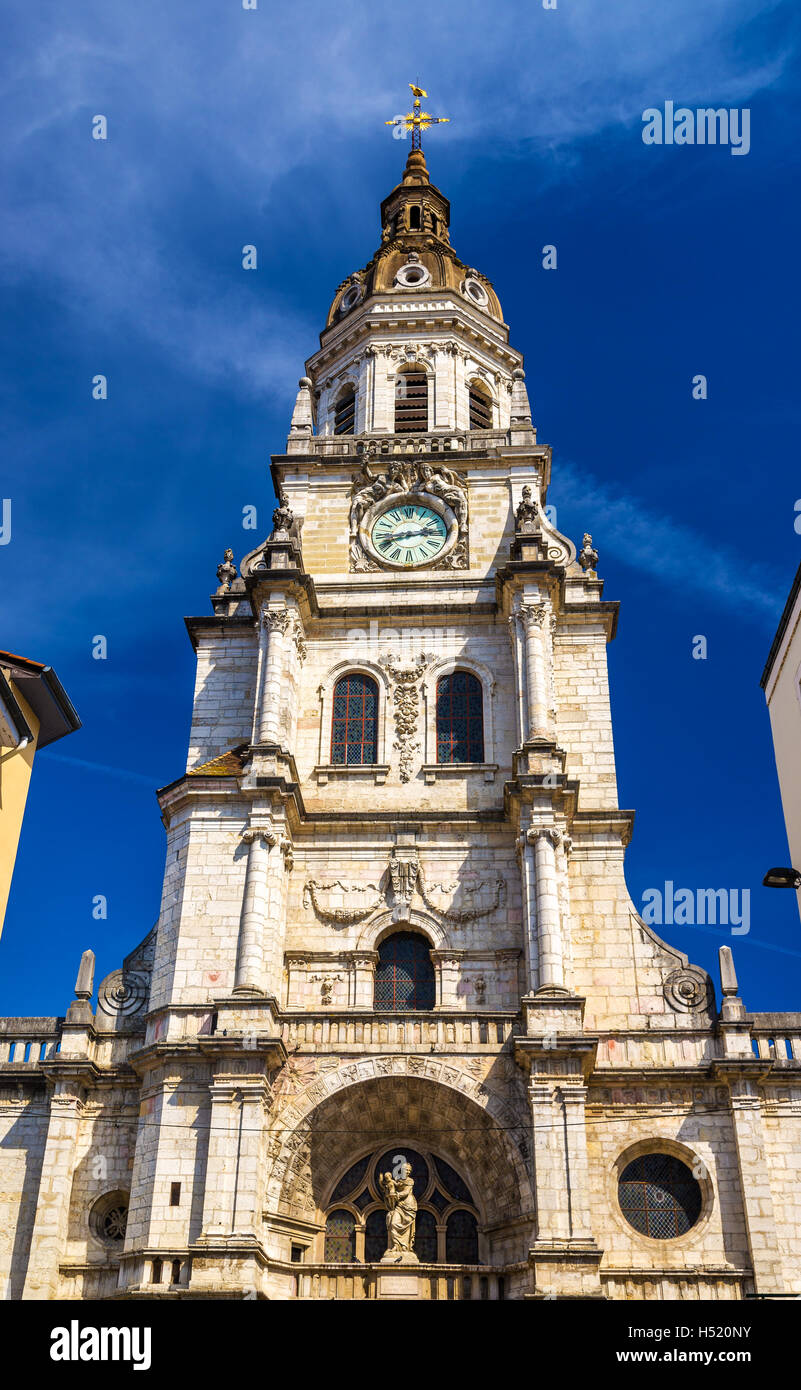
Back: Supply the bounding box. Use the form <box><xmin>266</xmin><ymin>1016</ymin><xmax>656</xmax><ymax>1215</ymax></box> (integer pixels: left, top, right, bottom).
<box><xmin>370</xmin><ymin>503</ymin><xmax>448</xmax><ymax>567</ymax></box>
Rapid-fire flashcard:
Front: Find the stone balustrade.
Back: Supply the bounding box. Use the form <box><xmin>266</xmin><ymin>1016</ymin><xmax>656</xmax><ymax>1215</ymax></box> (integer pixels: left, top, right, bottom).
<box><xmin>0</xmin><ymin>1017</ymin><xmax>62</xmax><ymax>1066</ymax></box>
<box><xmin>292</xmin><ymin>1261</ymin><xmax>517</xmax><ymax>1301</ymax></box>
<box><xmin>748</xmin><ymin>1013</ymin><xmax>801</xmax><ymax>1062</ymax></box>
<box><xmin>280</xmin><ymin>1011</ymin><xmax>518</xmax><ymax>1053</ymax></box>
<box><xmin>291</xmin><ymin>430</ymin><xmax>512</xmax><ymax>460</ymax></box>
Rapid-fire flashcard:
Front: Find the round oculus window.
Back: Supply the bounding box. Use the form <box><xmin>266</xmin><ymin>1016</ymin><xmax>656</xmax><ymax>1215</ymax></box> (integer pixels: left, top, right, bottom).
<box><xmin>618</xmin><ymin>1153</ymin><xmax>702</xmax><ymax>1240</ymax></box>
<box><xmin>463</xmin><ymin>277</ymin><xmax>488</xmax><ymax>306</ymax></box>
<box><xmin>395</xmin><ymin>262</ymin><xmax>431</xmax><ymax>289</ymax></box>
<box><xmin>340</xmin><ymin>282</ymin><xmax>363</xmax><ymax>314</ymax></box>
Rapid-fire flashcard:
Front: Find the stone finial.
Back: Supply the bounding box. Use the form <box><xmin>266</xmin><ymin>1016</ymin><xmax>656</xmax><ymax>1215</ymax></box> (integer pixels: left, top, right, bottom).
<box><xmin>65</xmin><ymin>947</ymin><xmax>95</xmax><ymax>1026</ymax></box>
<box><xmin>510</xmin><ymin>367</ymin><xmax>533</xmax><ymax>426</ymax></box>
<box><xmin>515</xmin><ymin>484</ymin><xmax>539</xmax><ymax>533</ymax></box>
<box><xmin>578</xmin><ymin>533</ymin><xmax>599</xmax><ymax>575</ymax></box>
<box><xmin>74</xmin><ymin>948</ymin><xmax>95</xmax><ymax>1000</ymax></box>
<box><xmin>271</xmin><ymin>497</ymin><xmax>294</xmax><ymax>540</ymax></box>
<box><xmin>215</xmin><ymin>547</ymin><xmax>238</xmax><ymax>593</ymax></box>
<box><xmin>289</xmin><ymin>376</ymin><xmax>314</xmax><ymax>436</ymax></box>
<box><xmin>719</xmin><ymin>945</ymin><xmax>738</xmax><ymax>997</ymax></box>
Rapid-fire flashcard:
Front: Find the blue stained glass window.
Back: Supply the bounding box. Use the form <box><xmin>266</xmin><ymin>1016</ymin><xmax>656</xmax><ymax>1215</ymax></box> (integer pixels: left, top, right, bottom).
<box><xmin>618</xmin><ymin>1154</ymin><xmax>702</xmax><ymax>1239</ymax></box>
<box><xmin>330</xmin><ymin>673</ymin><xmax>378</xmax><ymax>765</ymax></box>
<box><xmin>446</xmin><ymin>1210</ymin><xmax>478</xmax><ymax>1264</ymax></box>
<box><xmin>364</xmin><ymin>1208</ymin><xmax>387</xmax><ymax>1263</ymax></box>
<box><xmin>324</xmin><ymin>1209</ymin><xmax>356</xmax><ymax>1263</ymax></box>
<box><xmin>414</xmin><ymin>1210</ymin><xmax>438</xmax><ymax>1263</ymax></box>
<box><xmin>436</xmin><ymin>671</ymin><xmax>484</xmax><ymax>763</ymax></box>
<box><xmin>374</xmin><ymin>932</ymin><xmax>435</xmax><ymax>1012</ymax></box>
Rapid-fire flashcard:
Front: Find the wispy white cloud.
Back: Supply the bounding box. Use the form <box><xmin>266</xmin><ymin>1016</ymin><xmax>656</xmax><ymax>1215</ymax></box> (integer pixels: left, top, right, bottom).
<box><xmin>555</xmin><ymin>460</ymin><xmax>781</xmax><ymax>619</ymax></box>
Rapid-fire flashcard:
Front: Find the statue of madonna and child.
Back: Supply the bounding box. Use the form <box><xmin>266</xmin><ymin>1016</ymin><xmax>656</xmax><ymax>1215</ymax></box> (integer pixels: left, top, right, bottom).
<box><xmin>378</xmin><ymin>1156</ymin><xmax>419</xmax><ymax>1264</ymax></box>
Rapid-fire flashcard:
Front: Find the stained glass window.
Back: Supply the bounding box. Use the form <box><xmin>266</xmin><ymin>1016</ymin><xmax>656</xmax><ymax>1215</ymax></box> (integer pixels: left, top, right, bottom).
<box><xmin>414</xmin><ymin>1210</ymin><xmax>438</xmax><ymax>1263</ymax></box>
<box><xmin>324</xmin><ymin>1209</ymin><xmax>356</xmax><ymax>1263</ymax></box>
<box><xmin>446</xmin><ymin>1210</ymin><xmax>478</xmax><ymax>1264</ymax></box>
<box><xmin>364</xmin><ymin>1208</ymin><xmax>387</xmax><ymax>1264</ymax></box>
<box><xmin>618</xmin><ymin>1154</ymin><xmax>702</xmax><ymax>1239</ymax></box>
<box><xmin>374</xmin><ymin>1148</ymin><xmax>429</xmax><ymax>1199</ymax></box>
<box><xmin>436</xmin><ymin>671</ymin><xmax>484</xmax><ymax>764</ymax></box>
<box><xmin>330</xmin><ymin>1154</ymin><xmax>372</xmax><ymax>1203</ymax></box>
<box><xmin>433</xmin><ymin>1156</ymin><xmax>474</xmax><ymax>1205</ymax></box>
<box><xmin>374</xmin><ymin>932</ymin><xmax>435</xmax><ymax>1012</ymax></box>
<box><xmin>330</xmin><ymin>673</ymin><xmax>378</xmax><ymax>766</ymax></box>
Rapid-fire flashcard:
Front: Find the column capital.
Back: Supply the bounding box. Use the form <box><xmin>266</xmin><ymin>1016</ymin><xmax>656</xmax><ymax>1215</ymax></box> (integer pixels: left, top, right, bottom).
<box><xmin>517</xmin><ymin>601</ymin><xmax>549</xmax><ymax>630</ymax></box>
<box><xmin>262</xmin><ymin>607</ymin><xmax>292</xmax><ymax>634</ymax></box>
<box><xmin>527</xmin><ymin>826</ymin><xmax>561</xmax><ymax>848</ymax></box>
<box><xmin>242</xmin><ymin>826</ymin><xmax>278</xmax><ymax>848</ymax></box>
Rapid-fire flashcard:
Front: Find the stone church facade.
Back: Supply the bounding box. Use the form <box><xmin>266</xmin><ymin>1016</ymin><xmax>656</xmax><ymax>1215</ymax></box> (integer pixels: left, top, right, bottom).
<box><xmin>2</xmin><ymin>145</ymin><xmax>800</xmax><ymax>1302</ymax></box>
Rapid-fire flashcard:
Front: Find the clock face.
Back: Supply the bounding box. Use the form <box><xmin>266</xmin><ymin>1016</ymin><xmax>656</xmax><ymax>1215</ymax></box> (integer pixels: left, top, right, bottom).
<box><xmin>371</xmin><ymin>504</ymin><xmax>448</xmax><ymax>566</ymax></box>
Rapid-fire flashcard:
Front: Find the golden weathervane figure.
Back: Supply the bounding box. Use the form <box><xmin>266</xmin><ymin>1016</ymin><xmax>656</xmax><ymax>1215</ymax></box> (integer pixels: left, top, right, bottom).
<box><xmin>385</xmin><ymin>84</ymin><xmax>450</xmax><ymax>151</ymax></box>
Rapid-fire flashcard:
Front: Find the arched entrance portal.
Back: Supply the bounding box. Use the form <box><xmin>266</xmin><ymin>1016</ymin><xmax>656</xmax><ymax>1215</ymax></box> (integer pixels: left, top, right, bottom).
<box><xmin>268</xmin><ymin>1069</ymin><xmax>535</xmax><ymax>1290</ymax></box>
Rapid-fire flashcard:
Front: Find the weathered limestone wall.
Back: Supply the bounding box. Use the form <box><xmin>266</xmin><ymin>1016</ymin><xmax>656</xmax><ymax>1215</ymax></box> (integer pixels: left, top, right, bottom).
<box><xmin>187</xmin><ymin>630</ymin><xmax>257</xmax><ymax>769</ymax></box>
<box><xmin>0</xmin><ymin>1094</ymin><xmax>48</xmax><ymax>1299</ymax></box>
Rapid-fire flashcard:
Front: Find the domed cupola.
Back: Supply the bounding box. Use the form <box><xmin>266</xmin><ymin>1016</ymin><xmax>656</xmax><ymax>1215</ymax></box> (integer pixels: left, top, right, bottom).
<box><xmin>325</xmin><ymin>144</ymin><xmax>503</xmax><ymax>328</ymax></box>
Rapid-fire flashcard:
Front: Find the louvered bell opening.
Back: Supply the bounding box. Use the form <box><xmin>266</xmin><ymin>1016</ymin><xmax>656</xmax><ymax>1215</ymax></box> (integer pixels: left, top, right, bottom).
<box><xmin>395</xmin><ymin>372</ymin><xmax>428</xmax><ymax>432</ymax></box>
<box><xmin>468</xmin><ymin>386</ymin><xmax>492</xmax><ymax>430</ymax></box>
<box><xmin>334</xmin><ymin>391</ymin><xmax>356</xmax><ymax>435</ymax></box>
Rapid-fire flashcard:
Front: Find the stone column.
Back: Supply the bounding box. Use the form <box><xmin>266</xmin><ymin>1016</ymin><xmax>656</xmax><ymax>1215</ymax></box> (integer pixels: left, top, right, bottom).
<box><xmin>22</xmin><ymin>1079</ymin><xmax>83</xmax><ymax>1299</ymax></box>
<box><xmin>517</xmin><ymin>602</ymin><xmax>552</xmax><ymax>741</ymax></box>
<box><xmin>728</xmin><ymin>1076</ymin><xmax>785</xmax><ymax>1294</ymax></box>
<box><xmin>233</xmin><ymin>827</ymin><xmax>277</xmax><ymax>997</ymax></box>
<box><xmin>529</xmin><ymin>827</ymin><xmax>565</xmax><ymax>992</ymax></box>
<box><xmin>256</xmin><ymin>607</ymin><xmax>291</xmax><ymax>746</ymax></box>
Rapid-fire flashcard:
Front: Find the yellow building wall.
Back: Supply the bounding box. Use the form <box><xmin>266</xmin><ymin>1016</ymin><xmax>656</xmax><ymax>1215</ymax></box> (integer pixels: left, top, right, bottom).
<box><xmin>0</xmin><ymin>681</ymin><xmax>40</xmax><ymax>932</ymax></box>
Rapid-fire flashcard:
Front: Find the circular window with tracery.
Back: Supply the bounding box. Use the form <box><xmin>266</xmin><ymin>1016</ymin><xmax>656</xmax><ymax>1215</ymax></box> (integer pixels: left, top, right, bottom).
<box><xmin>617</xmin><ymin>1153</ymin><xmax>702</xmax><ymax>1239</ymax></box>
<box><xmin>90</xmin><ymin>1190</ymin><xmax>129</xmax><ymax>1247</ymax></box>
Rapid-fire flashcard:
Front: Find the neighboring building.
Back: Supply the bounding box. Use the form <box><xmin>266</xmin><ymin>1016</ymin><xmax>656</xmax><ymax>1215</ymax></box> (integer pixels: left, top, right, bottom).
<box><xmin>761</xmin><ymin>560</ymin><xmax>801</xmax><ymax>921</ymax></box>
<box><xmin>1</xmin><ymin>139</ymin><xmax>801</xmax><ymax>1303</ymax></box>
<box><xmin>0</xmin><ymin>651</ymin><xmax>80</xmax><ymax>934</ymax></box>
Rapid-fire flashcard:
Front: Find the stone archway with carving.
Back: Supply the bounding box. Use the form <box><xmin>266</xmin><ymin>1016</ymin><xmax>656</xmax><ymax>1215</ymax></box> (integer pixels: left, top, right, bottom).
<box><xmin>264</xmin><ymin>1059</ymin><xmax>535</xmax><ymax>1261</ymax></box>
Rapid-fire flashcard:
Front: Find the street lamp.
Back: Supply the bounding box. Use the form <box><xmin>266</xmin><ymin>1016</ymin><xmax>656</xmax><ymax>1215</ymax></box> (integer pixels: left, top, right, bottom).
<box><xmin>762</xmin><ymin>867</ymin><xmax>801</xmax><ymax>889</ymax></box>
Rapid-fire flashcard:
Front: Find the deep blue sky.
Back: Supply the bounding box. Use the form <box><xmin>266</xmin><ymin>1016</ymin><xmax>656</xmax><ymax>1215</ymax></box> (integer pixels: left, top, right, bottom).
<box><xmin>2</xmin><ymin>0</ymin><xmax>800</xmax><ymax>1016</ymax></box>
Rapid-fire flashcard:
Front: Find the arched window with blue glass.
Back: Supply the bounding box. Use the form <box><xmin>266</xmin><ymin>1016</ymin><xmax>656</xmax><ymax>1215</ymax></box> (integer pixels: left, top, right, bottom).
<box><xmin>374</xmin><ymin>931</ymin><xmax>435</xmax><ymax>1012</ymax></box>
<box><xmin>436</xmin><ymin>670</ymin><xmax>484</xmax><ymax>764</ymax></box>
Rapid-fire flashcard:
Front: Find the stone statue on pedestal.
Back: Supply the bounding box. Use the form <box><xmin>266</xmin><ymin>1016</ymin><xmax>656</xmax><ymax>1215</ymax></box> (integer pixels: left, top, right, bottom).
<box><xmin>379</xmin><ymin>1158</ymin><xmax>418</xmax><ymax>1261</ymax></box>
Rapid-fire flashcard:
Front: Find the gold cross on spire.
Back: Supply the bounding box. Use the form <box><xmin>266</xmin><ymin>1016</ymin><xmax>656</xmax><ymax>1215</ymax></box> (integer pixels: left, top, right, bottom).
<box><xmin>385</xmin><ymin>83</ymin><xmax>450</xmax><ymax>151</ymax></box>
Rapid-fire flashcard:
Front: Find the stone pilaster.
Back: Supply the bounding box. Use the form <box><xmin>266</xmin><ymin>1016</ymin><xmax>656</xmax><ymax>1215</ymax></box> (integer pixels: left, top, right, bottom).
<box><xmin>21</xmin><ymin>1077</ymin><xmax>84</xmax><ymax>1299</ymax></box>
<box><xmin>727</xmin><ymin>1073</ymin><xmax>785</xmax><ymax>1294</ymax></box>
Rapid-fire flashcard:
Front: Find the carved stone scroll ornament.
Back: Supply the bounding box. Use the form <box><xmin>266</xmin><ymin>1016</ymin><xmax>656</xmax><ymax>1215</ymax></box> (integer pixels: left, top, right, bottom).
<box><xmin>97</xmin><ymin>969</ymin><xmax>149</xmax><ymax>1018</ymax></box>
<box><xmin>663</xmin><ymin>966</ymin><xmax>712</xmax><ymax>1014</ymax></box>
<box><xmin>303</xmin><ymin>880</ymin><xmax>384</xmax><ymax>923</ymax></box>
<box><xmin>380</xmin><ymin>653</ymin><xmax>428</xmax><ymax>782</ymax></box>
<box><xmin>417</xmin><ymin>867</ymin><xmax>506</xmax><ymax>923</ymax></box>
